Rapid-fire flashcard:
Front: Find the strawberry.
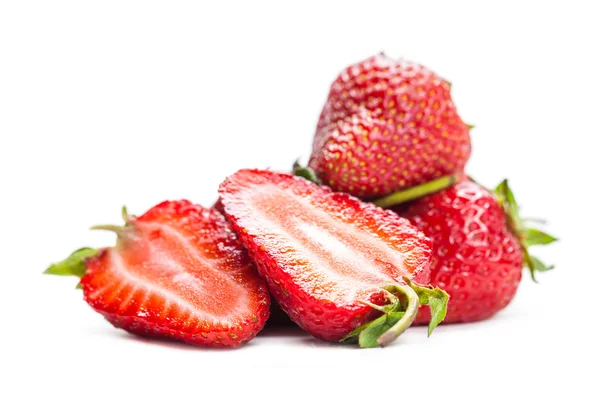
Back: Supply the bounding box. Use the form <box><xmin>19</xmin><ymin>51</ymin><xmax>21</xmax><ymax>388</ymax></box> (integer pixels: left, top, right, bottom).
<box><xmin>45</xmin><ymin>200</ymin><xmax>270</xmax><ymax>348</ymax></box>
<box><xmin>218</xmin><ymin>169</ymin><xmax>448</xmax><ymax>347</ymax></box>
<box><xmin>390</xmin><ymin>178</ymin><xmax>556</xmax><ymax>323</ymax></box>
<box><xmin>299</xmin><ymin>53</ymin><xmax>471</xmax><ymax>199</ymax></box>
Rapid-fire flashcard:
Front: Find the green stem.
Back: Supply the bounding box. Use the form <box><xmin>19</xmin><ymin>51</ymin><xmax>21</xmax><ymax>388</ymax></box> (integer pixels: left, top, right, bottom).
<box><xmin>90</xmin><ymin>224</ymin><xmax>125</xmax><ymax>234</ymax></box>
<box><xmin>90</xmin><ymin>206</ymin><xmax>130</xmax><ymax>235</ymax></box>
<box><xmin>376</xmin><ymin>283</ymin><xmax>419</xmax><ymax>347</ymax></box>
<box><xmin>373</xmin><ymin>174</ymin><xmax>460</xmax><ymax>208</ymax></box>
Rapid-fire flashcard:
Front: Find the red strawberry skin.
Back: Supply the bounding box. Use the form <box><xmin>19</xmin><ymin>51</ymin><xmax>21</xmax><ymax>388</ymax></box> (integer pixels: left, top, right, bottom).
<box><xmin>219</xmin><ymin>169</ymin><xmax>432</xmax><ymax>342</ymax></box>
<box><xmin>81</xmin><ymin>201</ymin><xmax>270</xmax><ymax>348</ymax></box>
<box><xmin>394</xmin><ymin>179</ymin><xmax>523</xmax><ymax>323</ymax></box>
<box><xmin>309</xmin><ymin>54</ymin><xmax>471</xmax><ymax>199</ymax></box>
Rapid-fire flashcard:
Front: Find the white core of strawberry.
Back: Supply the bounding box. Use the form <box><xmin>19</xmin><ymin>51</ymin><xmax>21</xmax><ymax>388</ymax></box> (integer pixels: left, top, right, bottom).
<box><xmin>296</xmin><ymin>221</ymin><xmax>400</xmax><ymax>287</ymax></box>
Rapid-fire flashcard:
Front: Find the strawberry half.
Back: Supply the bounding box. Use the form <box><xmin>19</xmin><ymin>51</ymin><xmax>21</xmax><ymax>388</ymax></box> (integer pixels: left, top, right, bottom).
<box><xmin>45</xmin><ymin>200</ymin><xmax>270</xmax><ymax>348</ymax></box>
<box><xmin>219</xmin><ymin>169</ymin><xmax>448</xmax><ymax>347</ymax></box>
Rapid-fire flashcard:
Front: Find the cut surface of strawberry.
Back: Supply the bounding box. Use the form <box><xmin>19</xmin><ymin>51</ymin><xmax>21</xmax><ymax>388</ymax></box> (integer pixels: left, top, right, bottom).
<box><xmin>219</xmin><ymin>169</ymin><xmax>448</xmax><ymax>347</ymax></box>
<box><xmin>46</xmin><ymin>201</ymin><xmax>270</xmax><ymax>348</ymax></box>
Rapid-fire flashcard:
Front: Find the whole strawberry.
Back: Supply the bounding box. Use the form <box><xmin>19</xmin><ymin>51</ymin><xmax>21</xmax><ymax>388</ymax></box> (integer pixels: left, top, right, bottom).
<box><xmin>219</xmin><ymin>169</ymin><xmax>448</xmax><ymax>347</ymax></box>
<box><xmin>393</xmin><ymin>178</ymin><xmax>556</xmax><ymax>323</ymax></box>
<box><xmin>45</xmin><ymin>201</ymin><xmax>270</xmax><ymax>348</ymax></box>
<box><xmin>305</xmin><ymin>53</ymin><xmax>471</xmax><ymax>199</ymax></box>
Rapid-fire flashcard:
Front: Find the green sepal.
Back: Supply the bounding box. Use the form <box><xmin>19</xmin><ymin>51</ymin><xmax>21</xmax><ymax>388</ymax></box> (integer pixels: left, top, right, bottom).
<box><xmin>339</xmin><ymin>278</ymin><xmax>448</xmax><ymax>348</ymax></box>
<box><xmin>404</xmin><ymin>278</ymin><xmax>449</xmax><ymax>337</ymax></box>
<box><xmin>340</xmin><ymin>311</ymin><xmax>406</xmax><ymax>343</ymax></box>
<box><xmin>45</xmin><ymin>247</ymin><xmax>99</xmax><ymax>278</ymax></box>
<box><xmin>358</xmin><ymin>312</ymin><xmax>405</xmax><ymax>348</ymax></box>
<box><xmin>494</xmin><ymin>179</ymin><xmax>557</xmax><ymax>281</ymax></box>
<box><xmin>524</xmin><ymin>228</ymin><xmax>558</xmax><ymax>247</ymax></box>
<box><xmin>494</xmin><ymin>179</ymin><xmax>520</xmax><ymax>229</ymax></box>
<box><xmin>529</xmin><ymin>255</ymin><xmax>554</xmax><ymax>273</ymax></box>
<box><xmin>292</xmin><ymin>160</ymin><xmax>321</xmax><ymax>184</ymax></box>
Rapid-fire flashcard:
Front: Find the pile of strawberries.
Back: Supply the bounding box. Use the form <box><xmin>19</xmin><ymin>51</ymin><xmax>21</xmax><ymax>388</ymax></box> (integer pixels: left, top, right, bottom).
<box><xmin>47</xmin><ymin>54</ymin><xmax>556</xmax><ymax>348</ymax></box>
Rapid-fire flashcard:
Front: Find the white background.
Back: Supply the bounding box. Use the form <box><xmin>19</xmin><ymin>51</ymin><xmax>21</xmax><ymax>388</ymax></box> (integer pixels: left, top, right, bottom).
<box><xmin>1</xmin><ymin>1</ymin><xmax>598</xmax><ymax>399</ymax></box>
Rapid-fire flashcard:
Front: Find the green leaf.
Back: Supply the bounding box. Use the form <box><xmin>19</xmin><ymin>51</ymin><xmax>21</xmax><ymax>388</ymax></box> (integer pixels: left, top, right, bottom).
<box><xmin>525</xmin><ymin>228</ymin><xmax>558</xmax><ymax>246</ymax></box>
<box><xmin>405</xmin><ymin>279</ymin><xmax>449</xmax><ymax>336</ymax></box>
<box><xmin>340</xmin><ymin>317</ymin><xmax>378</xmax><ymax>342</ymax></box>
<box><xmin>502</xmin><ymin>180</ymin><xmax>518</xmax><ymax>214</ymax></box>
<box><xmin>45</xmin><ymin>247</ymin><xmax>98</xmax><ymax>278</ymax></box>
<box><xmin>493</xmin><ymin>179</ymin><xmax>557</xmax><ymax>282</ymax></box>
<box><xmin>493</xmin><ymin>180</ymin><xmax>506</xmax><ymax>201</ymax></box>
<box><xmin>341</xmin><ymin>310</ymin><xmax>407</xmax><ymax>344</ymax></box>
<box><xmin>529</xmin><ymin>255</ymin><xmax>554</xmax><ymax>272</ymax></box>
<box><xmin>358</xmin><ymin>312</ymin><xmax>405</xmax><ymax>348</ymax></box>
<box><xmin>292</xmin><ymin>160</ymin><xmax>321</xmax><ymax>184</ymax></box>
<box><xmin>426</xmin><ymin>296</ymin><xmax>447</xmax><ymax>337</ymax></box>
<box><xmin>341</xmin><ymin>279</ymin><xmax>448</xmax><ymax>347</ymax></box>
<box><xmin>494</xmin><ymin>179</ymin><xmax>521</xmax><ymax>228</ymax></box>
<box><xmin>357</xmin><ymin>315</ymin><xmax>388</xmax><ymax>348</ymax></box>
<box><xmin>293</xmin><ymin>167</ymin><xmax>320</xmax><ymax>184</ymax></box>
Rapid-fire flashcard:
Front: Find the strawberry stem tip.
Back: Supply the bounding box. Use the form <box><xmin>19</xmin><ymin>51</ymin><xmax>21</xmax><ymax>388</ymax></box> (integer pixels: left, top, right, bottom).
<box><xmin>373</xmin><ymin>174</ymin><xmax>461</xmax><ymax>208</ymax></box>
<box><xmin>121</xmin><ymin>205</ymin><xmax>130</xmax><ymax>222</ymax></box>
<box><xmin>341</xmin><ymin>278</ymin><xmax>449</xmax><ymax>348</ymax></box>
<box><xmin>493</xmin><ymin>179</ymin><xmax>557</xmax><ymax>281</ymax></box>
<box><xmin>90</xmin><ymin>206</ymin><xmax>132</xmax><ymax>236</ymax></box>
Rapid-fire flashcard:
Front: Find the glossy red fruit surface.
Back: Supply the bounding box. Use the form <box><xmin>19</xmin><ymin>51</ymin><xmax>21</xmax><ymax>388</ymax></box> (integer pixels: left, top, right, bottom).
<box><xmin>219</xmin><ymin>169</ymin><xmax>432</xmax><ymax>342</ymax></box>
<box><xmin>395</xmin><ymin>179</ymin><xmax>523</xmax><ymax>323</ymax></box>
<box><xmin>77</xmin><ymin>201</ymin><xmax>270</xmax><ymax>347</ymax></box>
<box><xmin>309</xmin><ymin>53</ymin><xmax>471</xmax><ymax>199</ymax></box>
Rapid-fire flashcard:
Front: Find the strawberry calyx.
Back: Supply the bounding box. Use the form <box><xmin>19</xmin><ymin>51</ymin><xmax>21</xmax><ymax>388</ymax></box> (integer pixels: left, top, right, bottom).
<box><xmin>292</xmin><ymin>160</ymin><xmax>321</xmax><ymax>184</ymax></box>
<box><xmin>493</xmin><ymin>180</ymin><xmax>557</xmax><ymax>281</ymax></box>
<box><xmin>341</xmin><ymin>277</ymin><xmax>449</xmax><ymax>348</ymax></box>
<box><xmin>44</xmin><ymin>206</ymin><xmax>133</xmax><ymax>286</ymax></box>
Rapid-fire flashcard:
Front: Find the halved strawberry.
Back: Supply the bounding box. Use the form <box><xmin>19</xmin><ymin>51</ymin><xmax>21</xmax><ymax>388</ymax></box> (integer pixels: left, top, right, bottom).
<box><xmin>45</xmin><ymin>200</ymin><xmax>270</xmax><ymax>348</ymax></box>
<box><xmin>219</xmin><ymin>169</ymin><xmax>448</xmax><ymax>347</ymax></box>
